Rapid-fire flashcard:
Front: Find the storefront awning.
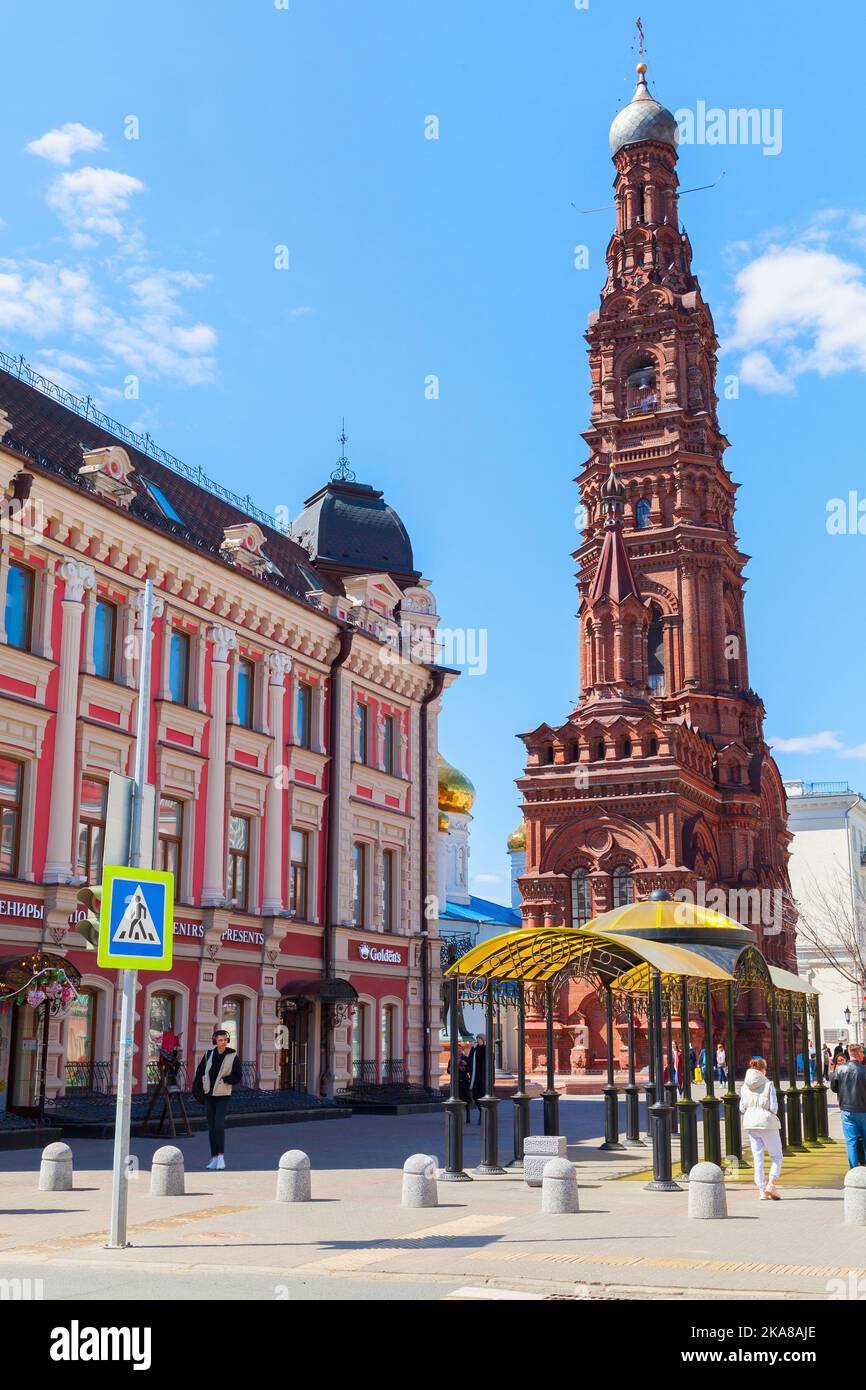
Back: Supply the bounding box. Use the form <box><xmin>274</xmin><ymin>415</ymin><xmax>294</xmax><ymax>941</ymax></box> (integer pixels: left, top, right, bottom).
<box><xmin>279</xmin><ymin>977</ymin><xmax>359</xmax><ymax>1004</ymax></box>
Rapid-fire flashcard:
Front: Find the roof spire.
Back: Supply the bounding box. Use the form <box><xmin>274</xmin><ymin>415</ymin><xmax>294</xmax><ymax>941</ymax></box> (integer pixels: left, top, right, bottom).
<box><xmin>330</xmin><ymin>417</ymin><xmax>356</xmax><ymax>483</ymax></box>
<box><xmin>588</xmin><ymin>462</ymin><xmax>640</xmax><ymax>605</ymax></box>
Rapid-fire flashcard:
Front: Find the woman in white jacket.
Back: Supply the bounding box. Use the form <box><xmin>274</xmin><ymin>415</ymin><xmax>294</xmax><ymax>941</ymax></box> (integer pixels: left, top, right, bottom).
<box><xmin>739</xmin><ymin>1057</ymin><xmax>782</xmax><ymax>1200</ymax></box>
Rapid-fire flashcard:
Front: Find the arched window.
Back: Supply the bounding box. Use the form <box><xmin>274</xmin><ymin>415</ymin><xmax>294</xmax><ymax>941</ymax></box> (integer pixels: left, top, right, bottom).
<box><xmin>544</xmin><ymin>745</ymin><xmax>555</xmax><ymax>765</ymax></box>
<box><xmin>594</xmin><ymin>739</ymin><xmax>606</xmax><ymax>761</ymax></box>
<box><xmin>647</xmin><ymin>735</ymin><xmax>659</xmax><ymax>757</ymax></box>
<box><xmin>567</xmin><ymin>743</ymin><xmax>579</xmax><ymax>763</ymax></box>
<box><xmin>219</xmin><ymin>996</ymin><xmax>245</xmax><ymax>1055</ymax></box>
<box><xmin>647</xmin><ymin>602</ymin><xmax>666</xmax><ymax>696</ymax></box>
<box><xmin>622</xmin><ymin>736</ymin><xmax>632</xmax><ymax>758</ymax></box>
<box><xmin>625</xmin><ymin>353</ymin><xmax>658</xmax><ymax>416</ymax></box>
<box><xmin>612</xmin><ymin>866</ymin><xmax>634</xmax><ymax>908</ymax></box>
<box><xmin>635</xmin><ymin>498</ymin><xmax>651</xmax><ymax>530</ymax></box>
<box><xmin>571</xmin><ymin>870</ymin><xmax>592</xmax><ymax>927</ymax></box>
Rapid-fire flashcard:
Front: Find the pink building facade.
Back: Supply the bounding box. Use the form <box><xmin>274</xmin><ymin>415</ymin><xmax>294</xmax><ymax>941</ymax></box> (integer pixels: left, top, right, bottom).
<box><xmin>0</xmin><ymin>362</ymin><xmax>452</xmax><ymax>1112</ymax></box>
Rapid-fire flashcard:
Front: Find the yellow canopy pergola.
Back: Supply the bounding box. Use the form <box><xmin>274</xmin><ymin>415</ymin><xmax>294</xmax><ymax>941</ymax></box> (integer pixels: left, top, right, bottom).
<box><xmin>444</xmin><ymin>897</ymin><xmax>818</xmax><ymax>1001</ymax></box>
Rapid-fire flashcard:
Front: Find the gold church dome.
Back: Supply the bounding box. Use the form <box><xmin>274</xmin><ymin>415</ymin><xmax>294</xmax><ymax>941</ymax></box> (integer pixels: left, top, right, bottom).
<box><xmin>507</xmin><ymin>818</ymin><xmax>526</xmax><ymax>853</ymax></box>
<box><xmin>437</xmin><ymin>754</ymin><xmax>475</xmax><ymax>815</ymax></box>
<box><xmin>438</xmin><ymin>810</ymin><xmax>450</xmax><ymax>833</ymax></box>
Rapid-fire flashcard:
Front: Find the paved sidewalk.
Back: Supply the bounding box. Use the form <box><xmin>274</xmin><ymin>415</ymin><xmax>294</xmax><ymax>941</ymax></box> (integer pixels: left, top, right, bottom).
<box><xmin>0</xmin><ymin>1098</ymin><xmax>856</xmax><ymax>1301</ymax></box>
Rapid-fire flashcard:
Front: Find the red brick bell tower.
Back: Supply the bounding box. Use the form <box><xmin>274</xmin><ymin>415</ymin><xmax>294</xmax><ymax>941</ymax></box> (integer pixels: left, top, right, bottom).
<box><xmin>516</xmin><ymin>62</ymin><xmax>795</xmax><ymax>1073</ymax></box>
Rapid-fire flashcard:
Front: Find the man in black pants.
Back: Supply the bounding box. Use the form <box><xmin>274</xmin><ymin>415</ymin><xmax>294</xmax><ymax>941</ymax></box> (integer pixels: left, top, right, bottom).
<box><xmin>193</xmin><ymin>1029</ymin><xmax>242</xmax><ymax>1170</ymax></box>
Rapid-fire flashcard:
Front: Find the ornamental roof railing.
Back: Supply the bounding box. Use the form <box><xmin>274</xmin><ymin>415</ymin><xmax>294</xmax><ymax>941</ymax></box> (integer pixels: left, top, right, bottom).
<box><xmin>0</xmin><ymin>349</ymin><xmax>277</xmax><ymax>529</ymax></box>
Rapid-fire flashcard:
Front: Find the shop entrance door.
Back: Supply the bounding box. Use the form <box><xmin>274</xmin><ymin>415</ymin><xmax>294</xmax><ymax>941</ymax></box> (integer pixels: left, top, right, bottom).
<box><xmin>280</xmin><ymin>1003</ymin><xmax>309</xmax><ymax>1093</ymax></box>
<box><xmin>8</xmin><ymin>1003</ymin><xmax>48</xmax><ymax>1116</ymax></box>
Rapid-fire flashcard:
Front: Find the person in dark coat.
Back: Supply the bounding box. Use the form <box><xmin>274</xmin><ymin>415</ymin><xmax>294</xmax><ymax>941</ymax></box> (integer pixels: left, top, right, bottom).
<box><xmin>193</xmin><ymin>1029</ymin><xmax>243</xmax><ymax>1169</ymax></box>
<box><xmin>467</xmin><ymin>1034</ymin><xmax>487</xmax><ymax>1122</ymax></box>
<box><xmin>446</xmin><ymin>1041</ymin><xmax>472</xmax><ymax>1121</ymax></box>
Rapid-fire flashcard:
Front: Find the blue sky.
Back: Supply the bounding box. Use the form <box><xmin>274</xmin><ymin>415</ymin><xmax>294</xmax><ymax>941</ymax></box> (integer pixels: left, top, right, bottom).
<box><xmin>1</xmin><ymin>0</ymin><xmax>864</xmax><ymax>902</ymax></box>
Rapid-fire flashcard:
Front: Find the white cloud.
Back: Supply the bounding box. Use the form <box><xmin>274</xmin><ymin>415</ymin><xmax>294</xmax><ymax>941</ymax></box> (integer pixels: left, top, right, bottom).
<box><xmin>289</xmin><ymin>304</ymin><xmax>314</xmax><ymax>320</ymax></box>
<box><xmin>0</xmin><ymin>257</ymin><xmax>217</xmax><ymax>387</ymax></box>
<box><xmin>47</xmin><ymin>166</ymin><xmax>145</xmax><ymax>248</ymax></box>
<box><xmin>769</xmin><ymin>731</ymin><xmax>843</xmax><ymax>754</ymax></box>
<box><xmin>738</xmin><ymin>350</ymin><xmax>794</xmax><ymax>394</ymax></box>
<box><xmin>27</xmin><ymin>123</ymin><xmax>105</xmax><ymax>167</ymax></box>
<box><xmin>3</xmin><ymin>126</ymin><xmax>217</xmax><ymax>390</ymax></box>
<box><xmin>472</xmin><ymin>873</ymin><xmax>504</xmax><ymax>886</ymax></box>
<box><xmin>725</xmin><ymin>218</ymin><xmax>866</xmax><ymax>392</ymax></box>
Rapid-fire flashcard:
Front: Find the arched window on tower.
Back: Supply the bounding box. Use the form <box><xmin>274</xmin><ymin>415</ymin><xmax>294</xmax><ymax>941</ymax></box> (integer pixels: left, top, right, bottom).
<box><xmin>612</xmin><ymin>866</ymin><xmax>635</xmax><ymax>908</ymax></box>
<box><xmin>635</xmin><ymin>498</ymin><xmax>651</xmax><ymax>530</ymax></box>
<box><xmin>625</xmin><ymin>353</ymin><xmax>658</xmax><ymax>417</ymax></box>
<box><xmin>647</xmin><ymin>602</ymin><xmax>666</xmax><ymax>696</ymax></box>
<box><xmin>594</xmin><ymin>738</ymin><xmax>606</xmax><ymax>762</ymax></box>
<box><xmin>571</xmin><ymin>870</ymin><xmax>592</xmax><ymax>928</ymax></box>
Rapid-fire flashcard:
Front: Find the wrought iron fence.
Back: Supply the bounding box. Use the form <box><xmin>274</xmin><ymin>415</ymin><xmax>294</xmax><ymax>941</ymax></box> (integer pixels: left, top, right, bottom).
<box><xmin>65</xmin><ymin>1060</ymin><xmax>113</xmax><ymax>1094</ymax></box>
<box><xmin>351</xmin><ymin>1060</ymin><xmax>379</xmax><ymax>1086</ymax></box>
<box><xmin>382</xmin><ymin>1058</ymin><xmax>406</xmax><ymax>1084</ymax></box>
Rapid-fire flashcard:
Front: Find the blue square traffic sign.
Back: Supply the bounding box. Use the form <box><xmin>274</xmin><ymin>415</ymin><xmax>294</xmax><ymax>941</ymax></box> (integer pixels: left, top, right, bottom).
<box><xmin>97</xmin><ymin>865</ymin><xmax>174</xmax><ymax>971</ymax></box>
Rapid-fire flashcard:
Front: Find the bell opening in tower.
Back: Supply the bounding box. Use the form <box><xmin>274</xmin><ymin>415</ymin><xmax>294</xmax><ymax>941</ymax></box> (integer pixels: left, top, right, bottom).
<box><xmin>624</xmin><ymin>353</ymin><xmax>658</xmax><ymax>416</ymax></box>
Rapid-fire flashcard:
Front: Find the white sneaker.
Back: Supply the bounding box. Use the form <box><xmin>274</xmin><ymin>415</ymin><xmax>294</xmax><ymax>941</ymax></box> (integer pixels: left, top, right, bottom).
<box><xmin>206</xmin><ymin>1157</ymin><xmax>218</xmax><ymax>1170</ymax></box>
<box><xmin>215</xmin><ymin>1155</ymin><xmax>226</xmax><ymax>1170</ymax></box>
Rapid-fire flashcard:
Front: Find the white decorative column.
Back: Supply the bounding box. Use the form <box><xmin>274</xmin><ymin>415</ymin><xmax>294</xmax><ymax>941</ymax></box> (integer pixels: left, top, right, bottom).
<box><xmin>200</xmin><ymin>624</ymin><xmax>237</xmax><ymax>907</ymax></box>
<box><xmin>262</xmin><ymin>651</ymin><xmax>292</xmax><ymax>915</ymax></box>
<box><xmin>43</xmin><ymin>559</ymin><xmax>95</xmax><ymax>882</ymax></box>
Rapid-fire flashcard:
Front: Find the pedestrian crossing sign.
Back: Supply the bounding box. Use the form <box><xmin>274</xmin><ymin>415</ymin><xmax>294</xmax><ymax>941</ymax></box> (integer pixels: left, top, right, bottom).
<box><xmin>97</xmin><ymin>865</ymin><xmax>174</xmax><ymax>971</ymax></box>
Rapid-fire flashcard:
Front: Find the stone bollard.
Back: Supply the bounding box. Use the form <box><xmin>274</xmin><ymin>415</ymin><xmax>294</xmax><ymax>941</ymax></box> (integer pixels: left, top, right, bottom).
<box><xmin>402</xmin><ymin>1154</ymin><xmax>439</xmax><ymax>1209</ymax></box>
<box><xmin>541</xmin><ymin>1157</ymin><xmax>579</xmax><ymax>1214</ymax></box>
<box><xmin>39</xmin><ymin>1142</ymin><xmax>73</xmax><ymax>1192</ymax></box>
<box><xmin>150</xmin><ymin>1145</ymin><xmax>185</xmax><ymax>1197</ymax></box>
<box><xmin>276</xmin><ymin>1150</ymin><xmax>311</xmax><ymax>1203</ymax></box>
<box><xmin>844</xmin><ymin>1167</ymin><xmax>866</xmax><ymax>1225</ymax></box>
<box><xmin>687</xmin><ymin>1161</ymin><xmax>727</xmax><ymax>1219</ymax></box>
<box><xmin>523</xmin><ymin>1135</ymin><xmax>568</xmax><ymax>1188</ymax></box>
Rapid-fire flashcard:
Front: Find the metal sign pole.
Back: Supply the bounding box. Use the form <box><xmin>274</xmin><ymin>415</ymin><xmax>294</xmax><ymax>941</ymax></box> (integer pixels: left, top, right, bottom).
<box><xmin>107</xmin><ymin>578</ymin><xmax>155</xmax><ymax>1250</ymax></box>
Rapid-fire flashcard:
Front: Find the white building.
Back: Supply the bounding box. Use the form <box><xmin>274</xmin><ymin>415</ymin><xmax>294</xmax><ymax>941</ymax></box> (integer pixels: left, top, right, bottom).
<box><xmin>785</xmin><ymin>780</ymin><xmax>866</xmax><ymax>1045</ymax></box>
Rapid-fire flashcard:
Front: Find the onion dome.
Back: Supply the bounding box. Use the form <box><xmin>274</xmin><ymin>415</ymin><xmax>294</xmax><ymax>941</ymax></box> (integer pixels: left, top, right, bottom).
<box><xmin>438</xmin><ymin>810</ymin><xmax>450</xmax><ymax>833</ymax></box>
<box><xmin>600</xmin><ymin>460</ymin><xmax>627</xmax><ymax>507</ymax></box>
<box><xmin>507</xmin><ymin>818</ymin><xmax>526</xmax><ymax>852</ymax></box>
<box><xmin>609</xmin><ymin>64</ymin><xmax>679</xmax><ymax>158</ymax></box>
<box><xmin>437</xmin><ymin>754</ymin><xmax>475</xmax><ymax>815</ymax></box>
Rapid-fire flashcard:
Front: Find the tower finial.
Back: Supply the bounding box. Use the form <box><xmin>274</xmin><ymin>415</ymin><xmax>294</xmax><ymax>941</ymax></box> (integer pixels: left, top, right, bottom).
<box><xmin>331</xmin><ymin>417</ymin><xmax>356</xmax><ymax>483</ymax></box>
<box><xmin>636</xmin><ymin>14</ymin><xmax>646</xmax><ymax>70</ymax></box>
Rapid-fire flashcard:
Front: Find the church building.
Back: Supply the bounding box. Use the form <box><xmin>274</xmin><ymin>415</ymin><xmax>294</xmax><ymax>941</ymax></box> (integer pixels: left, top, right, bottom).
<box><xmin>516</xmin><ymin>63</ymin><xmax>796</xmax><ymax>1073</ymax></box>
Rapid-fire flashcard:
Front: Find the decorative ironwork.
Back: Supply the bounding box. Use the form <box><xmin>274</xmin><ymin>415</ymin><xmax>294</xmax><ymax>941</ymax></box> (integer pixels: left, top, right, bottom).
<box><xmin>330</xmin><ymin>419</ymin><xmax>356</xmax><ymax>483</ymax></box>
<box><xmin>65</xmin><ymin>1060</ymin><xmax>113</xmax><ymax>1094</ymax></box>
<box><xmin>440</xmin><ymin>934</ymin><xmax>474</xmax><ymax>968</ymax></box>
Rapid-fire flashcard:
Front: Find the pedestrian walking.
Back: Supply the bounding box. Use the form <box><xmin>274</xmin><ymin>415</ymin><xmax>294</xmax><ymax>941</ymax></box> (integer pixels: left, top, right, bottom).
<box><xmin>673</xmin><ymin>1043</ymin><xmax>684</xmax><ymax>1094</ymax></box>
<box><xmin>698</xmin><ymin>1046</ymin><xmax>706</xmax><ymax>1083</ymax></box>
<box><xmin>716</xmin><ymin>1043</ymin><xmax>727</xmax><ymax>1086</ymax></box>
<box><xmin>832</xmin><ymin>1043</ymin><xmax>847</xmax><ymax>1072</ymax></box>
<box><xmin>192</xmin><ymin>1028</ymin><xmax>243</xmax><ymax>1169</ymax></box>
<box><xmin>809</xmin><ymin>1043</ymin><xmax>817</xmax><ymax>1083</ymax></box>
<box><xmin>467</xmin><ymin>1033</ymin><xmax>486</xmax><ymax>1122</ymax></box>
<box><xmin>830</xmin><ymin>1042</ymin><xmax>866</xmax><ymax>1168</ymax></box>
<box><xmin>822</xmin><ymin>1044</ymin><xmax>831</xmax><ymax>1082</ymax></box>
<box><xmin>447</xmin><ymin>1040</ymin><xmax>472</xmax><ymax>1121</ymax></box>
<box><xmin>739</xmin><ymin>1057</ymin><xmax>783</xmax><ymax>1200</ymax></box>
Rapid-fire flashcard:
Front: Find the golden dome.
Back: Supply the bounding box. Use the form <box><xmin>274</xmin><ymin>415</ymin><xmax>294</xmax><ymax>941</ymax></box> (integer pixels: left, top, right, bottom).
<box><xmin>437</xmin><ymin>754</ymin><xmax>475</xmax><ymax>815</ymax></box>
<box><xmin>438</xmin><ymin>810</ymin><xmax>449</xmax><ymax>833</ymax></box>
<box><xmin>507</xmin><ymin>818</ymin><xmax>526</xmax><ymax>853</ymax></box>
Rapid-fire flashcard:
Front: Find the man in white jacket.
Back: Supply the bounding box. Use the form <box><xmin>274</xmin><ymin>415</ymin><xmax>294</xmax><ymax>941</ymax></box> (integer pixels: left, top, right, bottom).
<box><xmin>739</xmin><ymin>1056</ymin><xmax>783</xmax><ymax>1200</ymax></box>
